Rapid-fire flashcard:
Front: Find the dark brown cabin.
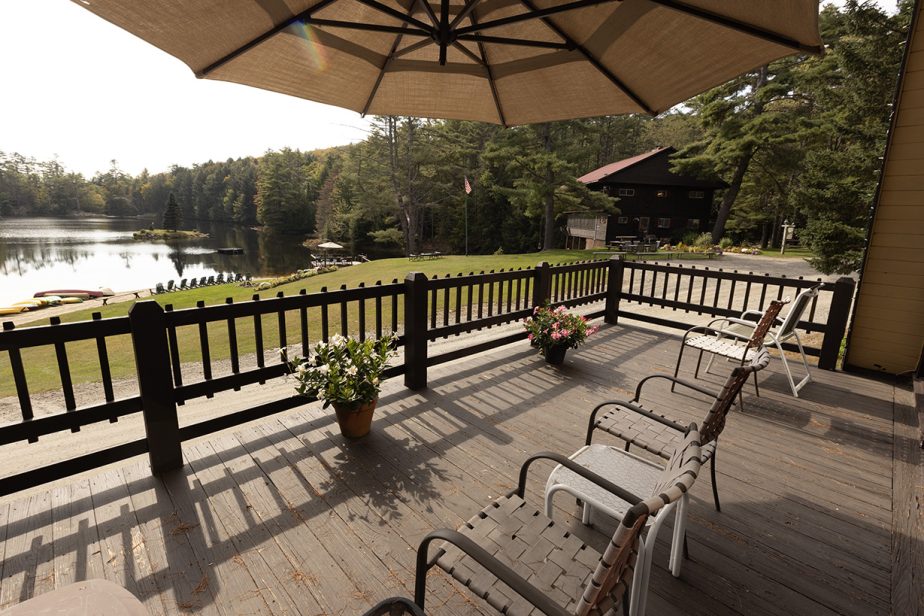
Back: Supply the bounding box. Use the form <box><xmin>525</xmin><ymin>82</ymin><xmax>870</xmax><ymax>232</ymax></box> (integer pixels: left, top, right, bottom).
<box><xmin>568</xmin><ymin>147</ymin><xmax>726</xmax><ymax>248</ymax></box>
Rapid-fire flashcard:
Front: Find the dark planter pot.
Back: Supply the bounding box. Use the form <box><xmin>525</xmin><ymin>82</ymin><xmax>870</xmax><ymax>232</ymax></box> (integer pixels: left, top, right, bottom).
<box><xmin>545</xmin><ymin>345</ymin><xmax>569</xmax><ymax>365</ymax></box>
<box><xmin>331</xmin><ymin>398</ymin><xmax>378</xmax><ymax>438</ymax></box>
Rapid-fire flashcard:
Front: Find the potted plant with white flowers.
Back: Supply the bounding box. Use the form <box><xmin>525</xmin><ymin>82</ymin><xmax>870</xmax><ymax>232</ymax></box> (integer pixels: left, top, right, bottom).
<box><xmin>282</xmin><ymin>333</ymin><xmax>397</xmax><ymax>438</ymax></box>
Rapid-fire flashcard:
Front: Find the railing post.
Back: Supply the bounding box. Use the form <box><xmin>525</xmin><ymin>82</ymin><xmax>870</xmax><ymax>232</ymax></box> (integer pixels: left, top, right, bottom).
<box><xmin>818</xmin><ymin>277</ymin><xmax>855</xmax><ymax>371</ymax></box>
<box><xmin>404</xmin><ymin>272</ymin><xmax>428</xmax><ymax>390</ymax></box>
<box><xmin>129</xmin><ymin>301</ymin><xmax>182</xmax><ymax>473</ymax></box>
<box><xmin>605</xmin><ymin>255</ymin><xmax>625</xmax><ymax>325</ymax></box>
<box><xmin>533</xmin><ymin>261</ymin><xmax>551</xmax><ymax>308</ymax></box>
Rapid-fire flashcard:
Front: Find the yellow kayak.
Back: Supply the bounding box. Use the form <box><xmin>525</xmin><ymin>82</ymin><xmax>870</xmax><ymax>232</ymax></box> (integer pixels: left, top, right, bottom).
<box><xmin>11</xmin><ymin>301</ymin><xmax>40</xmax><ymax>310</ymax></box>
<box><xmin>0</xmin><ymin>306</ymin><xmax>26</xmax><ymax>315</ymax></box>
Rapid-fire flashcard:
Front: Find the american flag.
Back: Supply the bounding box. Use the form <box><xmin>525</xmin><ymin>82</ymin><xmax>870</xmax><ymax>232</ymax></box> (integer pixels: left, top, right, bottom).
<box><xmin>464</xmin><ymin>176</ymin><xmax>472</xmax><ymax>195</ymax></box>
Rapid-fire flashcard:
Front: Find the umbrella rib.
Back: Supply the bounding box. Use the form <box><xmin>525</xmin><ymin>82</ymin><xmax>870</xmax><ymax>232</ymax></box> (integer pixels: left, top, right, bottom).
<box><xmin>451</xmin><ymin>42</ymin><xmax>486</xmax><ymax>65</ymax></box>
<box><xmin>393</xmin><ymin>38</ymin><xmax>435</xmax><ymax>58</ymax></box>
<box><xmin>648</xmin><ymin>0</ymin><xmax>824</xmax><ymax>55</ymax></box>
<box><xmin>416</xmin><ymin>0</ymin><xmax>440</xmax><ymax>27</ymax></box>
<box><xmin>455</xmin><ymin>0</ymin><xmax>618</xmax><ymax>36</ymax></box>
<box><xmin>354</xmin><ymin>0</ymin><xmax>434</xmax><ymax>32</ymax></box>
<box><xmin>516</xmin><ymin>0</ymin><xmax>654</xmax><ymax>114</ymax></box>
<box><xmin>469</xmin><ymin>10</ymin><xmax>507</xmax><ymax>127</ymax></box>
<box><xmin>361</xmin><ymin>2</ymin><xmax>426</xmax><ymax>117</ymax></box>
<box><xmin>448</xmin><ymin>0</ymin><xmax>484</xmax><ymax>31</ymax></box>
<box><xmin>197</xmin><ymin>0</ymin><xmax>343</xmax><ymax>77</ymax></box>
<box><xmin>456</xmin><ymin>34</ymin><xmax>571</xmax><ymax>50</ymax></box>
<box><xmin>302</xmin><ymin>18</ymin><xmax>430</xmax><ymax>36</ymax></box>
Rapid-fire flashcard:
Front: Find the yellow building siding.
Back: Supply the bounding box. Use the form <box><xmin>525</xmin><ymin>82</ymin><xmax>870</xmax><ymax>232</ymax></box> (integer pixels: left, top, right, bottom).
<box><xmin>847</xmin><ymin>3</ymin><xmax>924</xmax><ymax>374</ymax></box>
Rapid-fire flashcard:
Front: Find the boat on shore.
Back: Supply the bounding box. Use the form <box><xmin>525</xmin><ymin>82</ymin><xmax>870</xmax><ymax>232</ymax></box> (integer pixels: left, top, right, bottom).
<box><xmin>34</xmin><ymin>288</ymin><xmax>114</xmax><ymax>299</ymax></box>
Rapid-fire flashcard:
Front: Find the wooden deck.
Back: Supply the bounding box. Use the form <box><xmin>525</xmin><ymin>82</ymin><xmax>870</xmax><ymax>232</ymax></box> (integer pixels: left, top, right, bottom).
<box><xmin>0</xmin><ymin>323</ymin><xmax>918</xmax><ymax>616</ymax></box>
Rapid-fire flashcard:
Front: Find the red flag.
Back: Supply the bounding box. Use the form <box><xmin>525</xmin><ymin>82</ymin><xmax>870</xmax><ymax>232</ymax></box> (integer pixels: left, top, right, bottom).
<box><xmin>464</xmin><ymin>176</ymin><xmax>472</xmax><ymax>195</ymax></box>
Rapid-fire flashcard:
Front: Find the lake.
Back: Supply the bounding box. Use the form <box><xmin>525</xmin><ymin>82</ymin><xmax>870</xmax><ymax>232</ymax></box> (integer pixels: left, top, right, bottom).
<box><xmin>0</xmin><ymin>217</ymin><xmax>320</xmax><ymax>306</ymax></box>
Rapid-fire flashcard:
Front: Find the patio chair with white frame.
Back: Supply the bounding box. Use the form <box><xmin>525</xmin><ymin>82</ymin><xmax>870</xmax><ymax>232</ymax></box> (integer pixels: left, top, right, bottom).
<box><xmin>673</xmin><ymin>299</ymin><xmax>787</xmax><ymax>401</ymax></box>
<box><xmin>700</xmin><ymin>285</ymin><xmax>821</xmax><ymax>397</ymax></box>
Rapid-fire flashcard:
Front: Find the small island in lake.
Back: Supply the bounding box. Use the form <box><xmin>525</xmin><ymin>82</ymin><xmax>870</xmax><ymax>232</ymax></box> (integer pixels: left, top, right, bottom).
<box><xmin>132</xmin><ymin>229</ymin><xmax>209</xmax><ymax>241</ymax></box>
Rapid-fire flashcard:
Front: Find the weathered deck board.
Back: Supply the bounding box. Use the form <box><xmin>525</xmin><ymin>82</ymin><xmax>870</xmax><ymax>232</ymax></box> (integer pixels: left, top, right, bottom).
<box><xmin>0</xmin><ymin>324</ymin><xmax>914</xmax><ymax>616</ymax></box>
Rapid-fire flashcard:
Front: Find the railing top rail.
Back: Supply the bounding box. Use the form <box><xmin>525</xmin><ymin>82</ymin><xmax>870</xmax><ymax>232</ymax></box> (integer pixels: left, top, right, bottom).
<box><xmin>551</xmin><ymin>260</ymin><xmax>610</xmax><ymax>273</ymax></box>
<box><xmin>0</xmin><ymin>316</ymin><xmax>131</xmax><ymax>351</ymax></box>
<box><xmin>625</xmin><ymin>261</ymin><xmax>830</xmax><ymax>289</ymax></box>
<box><xmin>425</xmin><ymin>268</ymin><xmax>533</xmax><ymax>289</ymax></box>
<box><xmin>164</xmin><ymin>282</ymin><xmax>405</xmax><ymax>327</ymax></box>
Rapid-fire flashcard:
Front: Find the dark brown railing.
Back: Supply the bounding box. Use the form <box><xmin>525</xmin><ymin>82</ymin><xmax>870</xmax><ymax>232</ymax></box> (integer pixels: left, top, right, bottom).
<box><xmin>0</xmin><ymin>257</ymin><xmax>854</xmax><ymax>495</ymax></box>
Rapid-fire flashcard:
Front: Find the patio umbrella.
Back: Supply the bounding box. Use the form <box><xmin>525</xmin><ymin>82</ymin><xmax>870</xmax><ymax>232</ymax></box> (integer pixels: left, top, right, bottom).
<box><xmin>317</xmin><ymin>241</ymin><xmax>344</xmax><ymax>249</ymax></box>
<box><xmin>74</xmin><ymin>0</ymin><xmax>823</xmax><ymax>125</ymax></box>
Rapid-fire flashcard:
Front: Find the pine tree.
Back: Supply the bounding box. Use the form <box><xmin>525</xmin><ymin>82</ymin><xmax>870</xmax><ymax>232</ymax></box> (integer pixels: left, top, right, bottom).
<box><xmin>162</xmin><ymin>192</ymin><xmax>182</xmax><ymax>231</ymax></box>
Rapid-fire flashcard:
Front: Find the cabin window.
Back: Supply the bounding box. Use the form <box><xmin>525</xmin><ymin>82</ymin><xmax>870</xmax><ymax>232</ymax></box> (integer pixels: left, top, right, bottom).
<box><xmin>617</xmin><ymin>188</ymin><xmax>635</xmax><ymax>197</ymax></box>
<box><xmin>617</xmin><ymin>216</ymin><xmax>629</xmax><ymax>224</ymax></box>
<box><xmin>689</xmin><ymin>190</ymin><xmax>705</xmax><ymax>199</ymax></box>
<box><xmin>687</xmin><ymin>218</ymin><xmax>701</xmax><ymax>228</ymax></box>
<box><xmin>656</xmin><ymin>190</ymin><xmax>669</xmax><ymax>198</ymax></box>
<box><xmin>638</xmin><ymin>217</ymin><xmax>650</xmax><ymax>231</ymax></box>
<box><xmin>657</xmin><ymin>218</ymin><xmax>671</xmax><ymax>228</ymax></box>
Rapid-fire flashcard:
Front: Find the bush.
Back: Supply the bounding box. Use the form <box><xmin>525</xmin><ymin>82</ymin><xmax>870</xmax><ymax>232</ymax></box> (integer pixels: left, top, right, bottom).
<box><xmin>802</xmin><ymin>218</ymin><xmax>865</xmax><ymax>274</ymax></box>
<box><xmin>694</xmin><ymin>233</ymin><xmax>713</xmax><ymax>249</ymax></box>
<box><xmin>719</xmin><ymin>237</ymin><xmax>734</xmax><ymax>249</ymax></box>
<box><xmin>680</xmin><ymin>231</ymin><xmax>699</xmax><ymax>246</ymax></box>
<box><xmin>240</xmin><ymin>266</ymin><xmax>338</xmax><ymax>291</ymax></box>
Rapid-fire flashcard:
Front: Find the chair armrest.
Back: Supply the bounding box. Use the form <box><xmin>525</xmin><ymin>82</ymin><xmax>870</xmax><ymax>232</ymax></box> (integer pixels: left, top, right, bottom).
<box><xmin>634</xmin><ymin>374</ymin><xmax>718</xmax><ymax>402</ymax></box>
<box><xmin>586</xmin><ymin>399</ymin><xmax>687</xmax><ymax>444</ymax></box>
<box><xmin>681</xmin><ymin>325</ymin><xmax>749</xmax><ymax>344</ymax></box>
<box><xmin>415</xmin><ymin>529</ymin><xmax>570</xmax><ymax>616</ymax></box>
<box><xmin>514</xmin><ymin>451</ymin><xmax>643</xmax><ymax>506</ymax></box>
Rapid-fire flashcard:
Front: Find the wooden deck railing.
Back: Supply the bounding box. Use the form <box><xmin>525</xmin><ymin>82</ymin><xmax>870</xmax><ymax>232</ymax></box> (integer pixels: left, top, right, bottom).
<box><xmin>0</xmin><ymin>257</ymin><xmax>854</xmax><ymax>495</ymax></box>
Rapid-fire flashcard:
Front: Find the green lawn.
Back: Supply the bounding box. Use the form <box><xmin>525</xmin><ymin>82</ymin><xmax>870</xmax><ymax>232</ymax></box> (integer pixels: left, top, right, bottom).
<box><xmin>757</xmin><ymin>247</ymin><xmax>815</xmax><ymax>259</ymax></box>
<box><xmin>1</xmin><ymin>250</ymin><xmax>603</xmax><ymax>398</ymax></box>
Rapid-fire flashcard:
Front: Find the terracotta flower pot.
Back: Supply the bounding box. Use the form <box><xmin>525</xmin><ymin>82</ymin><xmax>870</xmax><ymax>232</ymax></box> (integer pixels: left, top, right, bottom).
<box><xmin>331</xmin><ymin>398</ymin><xmax>378</xmax><ymax>438</ymax></box>
<box><xmin>544</xmin><ymin>344</ymin><xmax>569</xmax><ymax>365</ymax></box>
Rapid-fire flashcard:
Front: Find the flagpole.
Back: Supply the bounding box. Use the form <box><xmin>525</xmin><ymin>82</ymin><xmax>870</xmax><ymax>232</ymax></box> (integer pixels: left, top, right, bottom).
<box><xmin>464</xmin><ymin>192</ymin><xmax>469</xmax><ymax>256</ymax></box>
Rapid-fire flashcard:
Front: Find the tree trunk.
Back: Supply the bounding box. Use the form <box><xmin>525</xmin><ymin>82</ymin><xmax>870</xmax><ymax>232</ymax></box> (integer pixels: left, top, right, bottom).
<box><xmin>541</xmin><ymin>124</ymin><xmax>555</xmax><ymax>251</ymax></box>
<box><xmin>711</xmin><ymin>66</ymin><xmax>768</xmax><ymax>244</ymax></box>
<box><xmin>711</xmin><ymin>147</ymin><xmax>754</xmax><ymax>243</ymax></box>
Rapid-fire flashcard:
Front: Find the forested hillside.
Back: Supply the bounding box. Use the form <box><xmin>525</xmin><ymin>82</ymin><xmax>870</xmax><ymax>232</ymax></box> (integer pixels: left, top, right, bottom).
<box><xmin>0</xmin><ymin>2</ymin><xmax>909</xmax><ymax>273</ymax></box>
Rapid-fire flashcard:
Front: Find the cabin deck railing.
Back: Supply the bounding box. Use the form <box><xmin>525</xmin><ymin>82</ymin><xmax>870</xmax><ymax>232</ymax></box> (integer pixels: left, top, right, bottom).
<box><xmin>0</xmin><ymin>257</ymin><xmax>855</xmax><ymax>495</ymax></box>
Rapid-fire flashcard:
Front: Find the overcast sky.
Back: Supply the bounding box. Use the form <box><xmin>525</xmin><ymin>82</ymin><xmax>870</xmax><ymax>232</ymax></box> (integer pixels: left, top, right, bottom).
<box><xmin>0</xmin><ymin>0</ymin><xmax>372</xmax><ymax>178</ymax></box>
<box><xmin>0</xmin><ymin>0</ymin><xmax>898</xmax><ymax>179</ymax></box>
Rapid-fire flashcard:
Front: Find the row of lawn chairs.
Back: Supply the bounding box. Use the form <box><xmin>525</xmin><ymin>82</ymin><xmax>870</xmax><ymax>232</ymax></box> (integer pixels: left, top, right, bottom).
<box><xmin>152</xmin><ymin>273</ymin><xmax>251</xmax><ymax>294</ymax></box>
<box><xmin>373</xmin><ymin>292</ymin><xmax>815</xmax><ymax>616</ymax></box>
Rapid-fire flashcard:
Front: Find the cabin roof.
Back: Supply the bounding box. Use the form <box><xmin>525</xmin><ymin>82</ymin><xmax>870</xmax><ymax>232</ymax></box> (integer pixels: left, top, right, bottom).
<box><xmin>577</xmin><ymin>147</ymin><xmax>672</xmax><ymax>184</ymax></box>
<box><xmin>578</xmin><ymin>146</ymin><xmax>727</xmax><ymax>189</ymax></box>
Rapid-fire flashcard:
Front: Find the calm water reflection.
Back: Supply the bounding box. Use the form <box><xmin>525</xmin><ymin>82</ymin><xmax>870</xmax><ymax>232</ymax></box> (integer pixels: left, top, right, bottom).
<box><xmin>0</xmin><ymin>217</ymin><xmax>313</xmax><ymax>306</ymax></box>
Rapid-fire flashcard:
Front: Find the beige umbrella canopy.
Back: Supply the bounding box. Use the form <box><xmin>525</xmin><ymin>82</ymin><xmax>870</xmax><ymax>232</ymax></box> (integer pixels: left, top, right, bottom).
<box><xmin>75</xmin><ymin>0</ymin><xmax>822</xmax><ymax>126</ymax></box>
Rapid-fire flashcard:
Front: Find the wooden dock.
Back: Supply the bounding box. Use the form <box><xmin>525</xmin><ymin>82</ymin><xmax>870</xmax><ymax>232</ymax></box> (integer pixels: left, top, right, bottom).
<box><xmin>0</xmin><ymin>324</ymin><xmax>918</xmax><ymax>615</ymax></box>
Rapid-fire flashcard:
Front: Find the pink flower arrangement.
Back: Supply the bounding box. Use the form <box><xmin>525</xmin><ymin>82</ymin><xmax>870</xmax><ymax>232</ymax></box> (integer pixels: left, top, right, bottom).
<box><xmin>523</xmin><ymin>305</ymin><xmax>598</xmax><ymax>357</ymax></box>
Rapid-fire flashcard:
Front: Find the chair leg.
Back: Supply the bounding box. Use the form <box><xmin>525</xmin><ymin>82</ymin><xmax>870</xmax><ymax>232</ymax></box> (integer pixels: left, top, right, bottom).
<box><xmin>753</xmin><ymin>369</ymin><xmax>760</xmax><ymax>398</ymax></box>
<box><xmin>710</xmin><ymin>452</ymin><xmax>721</xmax><ymax>512</ymax></box>
<box><xmin>694</xmin><ymin>349</ymin><xmax>705</xmax><ymax>379</ymax></box>
<box><xmin>582</xmin><ymin>502</ymin><xmax>593</xmax><ymax>526</ymax></box>
<box><xmin>672</xmin><ymin>344</ymin><xmax>688</xmax><ymax>392</ymax></box>
<box><xmin>786</xmin><ymin>333</ymin><xmax>813</xmax><ymax>396</ymax></box>
<box><xmin>704</xmin><ymin>348</ymin><xmax>717</xmax><ymax>375</ymax></box>
<box><xmin>669</xmin><ymin>494</ymin><xmax>688</xmax><ymax>577</ymax></box>
<box><xmin>629</xmin><ymin>537</ymin><xmax>651</xmax><ymax>616</ymax></box>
